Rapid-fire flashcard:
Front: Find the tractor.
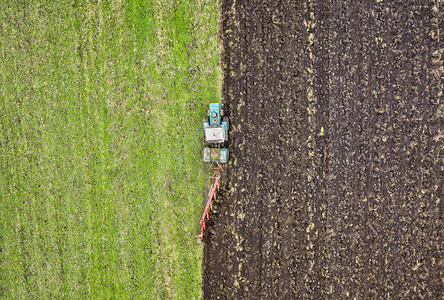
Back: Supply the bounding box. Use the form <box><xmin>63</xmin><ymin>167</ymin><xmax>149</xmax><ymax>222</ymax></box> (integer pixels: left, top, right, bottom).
<box><xmin>196</xmin><ymin>103</ymin><xmax>228</xmax><ymax>239</ymax></box>
<box><xmin>203</xmin><ymin>103</ymin><xmax>229</xmax><ymax>163</ymax></box>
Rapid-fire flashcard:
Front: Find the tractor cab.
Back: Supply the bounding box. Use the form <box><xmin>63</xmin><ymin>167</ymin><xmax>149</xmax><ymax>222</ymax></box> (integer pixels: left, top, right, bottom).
<box><xmin>203</xmin><ymin>103</ymin><xmax>229</xmax><ymax>163</ymax></box>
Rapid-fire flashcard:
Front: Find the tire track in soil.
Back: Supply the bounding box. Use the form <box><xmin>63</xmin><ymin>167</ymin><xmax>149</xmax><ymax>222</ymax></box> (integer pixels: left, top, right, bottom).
<box><xmin>203</xmin><ymin>1</ymin><xmax>442</xmax><ymax>299</ymax></box>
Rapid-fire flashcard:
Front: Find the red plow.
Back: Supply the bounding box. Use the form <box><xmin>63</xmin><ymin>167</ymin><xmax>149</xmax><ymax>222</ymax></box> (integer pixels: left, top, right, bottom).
<box><xmin>196</xmin><ymin>167</ymin><xmax>221</xmax><ymax>239</ymax></box>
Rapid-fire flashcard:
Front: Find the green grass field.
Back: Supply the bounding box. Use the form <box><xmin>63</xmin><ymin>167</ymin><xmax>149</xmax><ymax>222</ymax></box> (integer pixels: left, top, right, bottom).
<box><xmin>0</xmin><ymin>0</ymin><xmax>221</xmax><ymax>298</ymax></box>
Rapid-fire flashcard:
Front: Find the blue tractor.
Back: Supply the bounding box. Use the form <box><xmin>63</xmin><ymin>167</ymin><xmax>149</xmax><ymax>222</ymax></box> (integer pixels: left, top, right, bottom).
<box><xmin>203</xmin><ymin>103</ymin><xmax>229</xmax><ymax>163</ymax></box>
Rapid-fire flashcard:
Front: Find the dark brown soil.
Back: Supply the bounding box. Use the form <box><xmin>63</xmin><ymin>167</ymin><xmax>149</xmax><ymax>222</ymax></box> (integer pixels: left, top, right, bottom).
<box><xmin>203</xmin><ymin>1</ymin><xmax>442</xmax><ymax>299</ymax></box>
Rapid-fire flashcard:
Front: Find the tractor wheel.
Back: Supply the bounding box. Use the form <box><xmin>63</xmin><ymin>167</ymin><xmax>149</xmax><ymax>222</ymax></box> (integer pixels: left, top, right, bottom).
<box><xmin>223</xmin><ymin>116</ymin><xmax>229</xmax><ymax>131</ymax></box>
<box><xmin>203</xmin><ymin>118</ymin><xmax>209</xmax><ymax>131</ymax></box>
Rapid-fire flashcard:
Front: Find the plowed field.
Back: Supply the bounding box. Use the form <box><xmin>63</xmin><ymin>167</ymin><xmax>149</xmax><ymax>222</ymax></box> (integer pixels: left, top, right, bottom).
<box><xmin>203</xmin><ymin>1</ymin><xmax>442</xmax><ymax>299</ymax></box>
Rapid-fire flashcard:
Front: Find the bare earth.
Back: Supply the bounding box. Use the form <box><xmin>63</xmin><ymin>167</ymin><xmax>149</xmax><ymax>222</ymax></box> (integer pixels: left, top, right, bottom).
<box><xmin>203</xmin><ymin>0</ymin><xmax>442</xmax><ymax>299</ymax></box>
